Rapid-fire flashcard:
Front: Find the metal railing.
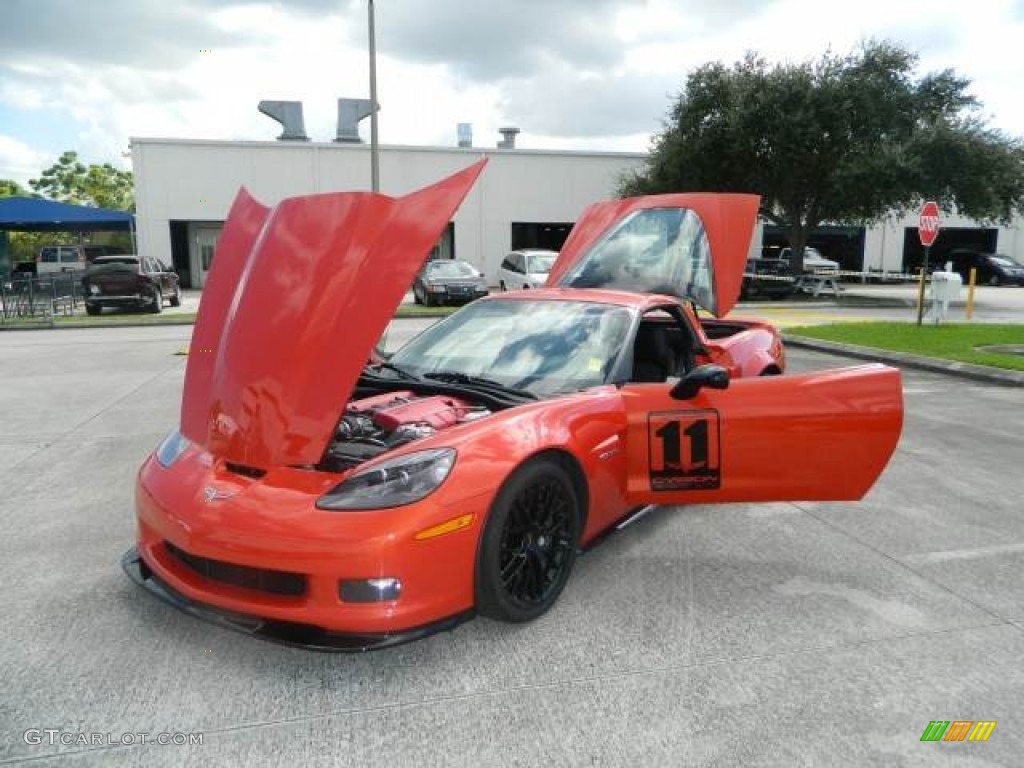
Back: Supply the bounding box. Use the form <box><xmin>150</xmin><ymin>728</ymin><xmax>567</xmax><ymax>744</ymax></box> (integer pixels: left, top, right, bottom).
<box><xmin>1</xmin><ymin>272</ymin><xmax>87</xmax><ymax>325</ymax></box>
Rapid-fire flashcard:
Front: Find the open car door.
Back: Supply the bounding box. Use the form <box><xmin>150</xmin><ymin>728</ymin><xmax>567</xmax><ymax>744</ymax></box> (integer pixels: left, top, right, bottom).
<box><xmin>547</xmin><ymin>193</ymin><xmax>759</xmax><ymax>318</ymax></box>
<box><xmin>620</xmin><ymin>364</ymin><xmax>903</xmax><ymax>504</ymax></box>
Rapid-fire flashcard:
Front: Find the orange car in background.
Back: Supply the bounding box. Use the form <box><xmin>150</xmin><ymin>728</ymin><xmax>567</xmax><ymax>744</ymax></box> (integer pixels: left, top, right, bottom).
<box><xmin>123</xmin><ymin>161</ymin><xmax>903</xmax><ymax>650</ymax></box>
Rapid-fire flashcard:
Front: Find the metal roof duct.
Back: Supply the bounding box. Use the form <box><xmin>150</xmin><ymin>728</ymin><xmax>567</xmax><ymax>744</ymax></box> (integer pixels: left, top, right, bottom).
<box><xmin>257</xmin><ymin>101</ymin><xmax>310</xmax><ymax>141</ymax></box>
<box><xmin>497</xmin><ymin>126</ymin><xmax>520</xmax><ymax>149</ymax></box>
<box><xmin>335</xmin><ymin>98</ymin><xmax>376</xmax><ymax>143</ymax></box>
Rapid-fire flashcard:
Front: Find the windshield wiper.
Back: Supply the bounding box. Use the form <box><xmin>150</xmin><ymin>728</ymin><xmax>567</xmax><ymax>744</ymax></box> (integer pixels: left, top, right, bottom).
<box><xmin>423</xmin><ymin>371</ymin><xmax>538</xmax><ymax>400</ymax></box>
<box><xmin>364</xmin><ymin>361</ymin><xmax>421</xmax><ymax>381</ymax></box>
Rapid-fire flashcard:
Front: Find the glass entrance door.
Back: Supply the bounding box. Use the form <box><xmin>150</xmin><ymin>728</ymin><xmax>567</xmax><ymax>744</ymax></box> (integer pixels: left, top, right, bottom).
<box><xmin>193</xmin><ymin>227</ymin><xmax>221</xmax><ymax>288</ymax></box>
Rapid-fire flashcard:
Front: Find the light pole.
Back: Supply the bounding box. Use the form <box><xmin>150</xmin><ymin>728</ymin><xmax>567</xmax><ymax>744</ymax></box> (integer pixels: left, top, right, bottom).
<box><xmin>368</xmin><ymin>0</ymin><xmax>379</xmax><ymax>192</ymax></box>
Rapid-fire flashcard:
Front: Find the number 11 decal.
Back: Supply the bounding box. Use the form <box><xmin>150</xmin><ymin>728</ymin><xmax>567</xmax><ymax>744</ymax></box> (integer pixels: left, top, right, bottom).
<box><xmin>647</xmin><ymin>409</ymin><xmax>721</xmax><ymax>491</ymax></box>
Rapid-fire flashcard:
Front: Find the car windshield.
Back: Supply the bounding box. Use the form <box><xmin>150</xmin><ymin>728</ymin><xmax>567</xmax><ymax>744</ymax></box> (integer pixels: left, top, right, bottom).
<box><xmin>990</xmin><ymin>255</ymin><xmax>1021</xmax><ymax>268</ymax></box>
<box><xmin>527</xmin><ymin>253</ymin><xmax>556</xmax><ymax>273</ymax></box>
<box><xmin>426</xmin><ymin>260</ymin><xmax>477</xmax><ymax>278</ymax></box>
<box><xmin>389</xmin><ymin>298</ymin><xmax>634</xmax><ymax>396</ymax></box>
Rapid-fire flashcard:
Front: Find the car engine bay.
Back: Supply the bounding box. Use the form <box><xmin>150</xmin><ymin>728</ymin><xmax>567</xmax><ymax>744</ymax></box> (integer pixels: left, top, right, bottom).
<box><xmin>320</xmin><ymin>390</ymin><xmax>490</xmax><ymax>470</ymax></box>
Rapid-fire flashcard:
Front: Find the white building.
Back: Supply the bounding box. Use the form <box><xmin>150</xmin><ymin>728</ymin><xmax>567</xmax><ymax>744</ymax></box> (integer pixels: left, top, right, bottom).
<box><xmin>131</xmin><ymin>135</ymin><xmax>1022</xmax><ymax>287</ymax></box>
<box><xmin>130</xmin><ymin>137</ymin><xmax>645</xmax><ymax>288</ymax></box>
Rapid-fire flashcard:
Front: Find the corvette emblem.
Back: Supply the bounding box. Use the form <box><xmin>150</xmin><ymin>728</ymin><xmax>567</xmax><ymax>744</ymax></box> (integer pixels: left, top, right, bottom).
<box><xmin>203</xmin><ymin>486</ymin><xmax>237</xmax><ymax>503</ymax></box>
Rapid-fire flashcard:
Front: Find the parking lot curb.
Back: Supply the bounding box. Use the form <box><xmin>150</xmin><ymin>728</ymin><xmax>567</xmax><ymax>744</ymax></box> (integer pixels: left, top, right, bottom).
<box><xmin>0</xmin><ymin>317</ymin><xmax>197</xmax><ymax>331</ymax></box>
<box><xmin>783</xmin><ymin>334</ymin><xmax>1024</xmax><ymax>387</ymax></box>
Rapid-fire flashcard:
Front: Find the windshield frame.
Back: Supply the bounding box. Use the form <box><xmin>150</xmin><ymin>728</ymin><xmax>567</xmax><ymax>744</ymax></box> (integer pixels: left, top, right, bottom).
<box><xmin>388</xmin><ymin>296</ymin><xmax>637</xmax><ymax>397</ymax></box>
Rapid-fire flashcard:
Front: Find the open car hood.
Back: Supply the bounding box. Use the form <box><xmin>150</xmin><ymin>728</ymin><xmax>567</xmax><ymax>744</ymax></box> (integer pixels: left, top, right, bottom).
<box><xmin>180</xmin><ymin>160</ymin><xmax>486</xmax><ymax>468</ymax></box>
<box><xmin>546</xmin><ymin>193</ymin><xmax>760</xmax><ymax>317</ymax></box>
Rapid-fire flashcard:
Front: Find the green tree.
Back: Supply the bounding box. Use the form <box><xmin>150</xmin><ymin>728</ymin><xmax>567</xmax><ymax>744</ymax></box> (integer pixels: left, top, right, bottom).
<box><xmin>29</xmin><ymin>150</ymin><xmax>134</xmax><ymax>211</ymax></box>
<box><xmin>0</xmin><ymin>179</ymin><xmax>28</xmax><ymax>197</ymax></box>
<box><xmin>621</xmin><ymin>41</ymin><xmax>1024</xmax><ymax>272</ymax></box>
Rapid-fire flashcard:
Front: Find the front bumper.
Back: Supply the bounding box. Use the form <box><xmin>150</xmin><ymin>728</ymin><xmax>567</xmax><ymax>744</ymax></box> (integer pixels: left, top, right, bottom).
<box><xmin>132</xmin><ymin>455</ymin><xmax>488</xmax><ymax>644</ymax></box>
<box><xmin>122</xmin><ymin>547</ymin><xmax>474</xmax><ymax>652</ymax></box>
<box><xmin>434</xmin><ymin>289</ymin><xmax>488</xmax><ymax>303</ymax></box>
<box><xmin>85</xmin><ymin>294</ymin><xmax>151</xmax><ymax>307</ymax></box>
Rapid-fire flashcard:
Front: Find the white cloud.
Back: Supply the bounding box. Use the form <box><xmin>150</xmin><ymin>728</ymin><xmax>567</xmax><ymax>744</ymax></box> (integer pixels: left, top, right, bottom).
<box><xmin>1</xmin><ymin>0</ymin><xmax>1023</xmax><ymax>181</ymax></box>
<box><xmin>0</xmin><ymin>135</ymin><xmax>51</xmax><ymax>186</ymax></box>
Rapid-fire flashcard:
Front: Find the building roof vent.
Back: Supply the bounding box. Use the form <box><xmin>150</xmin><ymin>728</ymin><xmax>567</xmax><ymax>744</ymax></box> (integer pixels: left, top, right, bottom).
<box><xmin>257</xmin><ymin>101</ymin><xmax>309</xmax><ymax>141</ymax></box>
<box><xmin>335</xmin><ymin>98</ymin><xmax>376</xmax><ymax>143</ymax></box>
<box><xmin>497</xmin><ymin>126</ymin><xmax>520</xmax><ymax>149</ymax></box>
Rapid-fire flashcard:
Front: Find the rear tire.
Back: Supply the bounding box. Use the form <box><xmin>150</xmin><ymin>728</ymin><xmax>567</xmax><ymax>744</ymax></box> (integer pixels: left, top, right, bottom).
<box><xmin>989</xmin><ymin>274</ymin><xmax>1002</xmax><ymax>286</ymax></box>
<box><xmin>476</xmin><ymin>457</ymin><xmax>580</xmax><ymax>623</ymax></box>
<box><xmin>169</xmin><ymin>286</ymin><xmax>182</xmax><ymax>307</ymax></box>
<box><xmin>85</xmin><ymin>304</ymin><xmax>101</xmax><ymax>316</ymax></box>
<box><xmin>149</xmin><ymin>288</ymin><xmax>163</xmax><ymax>314</ymax></box>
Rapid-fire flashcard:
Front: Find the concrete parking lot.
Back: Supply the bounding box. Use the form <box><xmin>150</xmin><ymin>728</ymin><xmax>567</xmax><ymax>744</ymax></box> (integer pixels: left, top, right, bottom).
<box><xmin>1</xmin><ymin>323</ymin><xmax>1022</xmax><ymax>767</ymax></box>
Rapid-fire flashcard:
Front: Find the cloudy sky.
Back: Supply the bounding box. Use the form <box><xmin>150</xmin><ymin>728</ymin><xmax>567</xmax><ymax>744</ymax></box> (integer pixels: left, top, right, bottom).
<box><xmin>2</xmin><ymin>0</ymin><xmax>1023</xmax><ymax>186</ymax></box>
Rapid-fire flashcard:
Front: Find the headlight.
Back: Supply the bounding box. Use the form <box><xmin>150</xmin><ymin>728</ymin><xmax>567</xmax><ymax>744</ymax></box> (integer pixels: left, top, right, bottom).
<box><xmin>317</xmin><ymin>448</ymin><xmax>456</xmax><ymax>511</ymax></box>
<box><xmin>155</xmin><ymin>430</ymin><xmax>191</xmax><ymax>468</ymax></box>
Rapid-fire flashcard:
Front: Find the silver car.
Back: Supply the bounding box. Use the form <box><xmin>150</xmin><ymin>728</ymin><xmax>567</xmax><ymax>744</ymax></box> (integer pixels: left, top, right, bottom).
<box><xmin>498</xmin><ymin>249</ymin><xmax>558</xmax><ymax>291</ymax></box>
<box><xmin>412</xmin><ymin>259</ymin><xmax>489</xmax><ymax>306</ymax></box>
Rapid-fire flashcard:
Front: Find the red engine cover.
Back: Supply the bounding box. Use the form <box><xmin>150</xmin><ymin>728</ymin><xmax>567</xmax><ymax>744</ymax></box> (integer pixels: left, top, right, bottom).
<box><xmin>370</xmin><ymin>395</ymin><xmax>474</xmax><ymax>431</ymax></box>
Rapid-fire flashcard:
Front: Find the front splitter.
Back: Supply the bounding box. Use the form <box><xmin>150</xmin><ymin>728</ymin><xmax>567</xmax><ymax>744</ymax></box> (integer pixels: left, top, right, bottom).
<box><xmin>121</xmin><ymin>547</ymin><xmax>474</xmax><ymax>653</ymax></box>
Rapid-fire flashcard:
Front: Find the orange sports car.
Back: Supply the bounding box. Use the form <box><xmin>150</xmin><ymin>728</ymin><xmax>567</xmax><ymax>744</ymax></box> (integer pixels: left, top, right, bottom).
<box><xmin>124</xmin><ymin>161</ymin><xmax>903</xmax><ymax>650</ymax></box>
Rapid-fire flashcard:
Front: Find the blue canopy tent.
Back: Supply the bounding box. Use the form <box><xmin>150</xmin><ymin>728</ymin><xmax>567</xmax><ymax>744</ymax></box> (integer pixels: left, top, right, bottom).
<box><xmin>0</xmin><ymin>197</ymin><xmax>136</xmax><ymax>275</ymax></box>
<box><xmin>0</xmin><ymin>197</ymin><xmax>134</xmax><ymax>232</ymax></box>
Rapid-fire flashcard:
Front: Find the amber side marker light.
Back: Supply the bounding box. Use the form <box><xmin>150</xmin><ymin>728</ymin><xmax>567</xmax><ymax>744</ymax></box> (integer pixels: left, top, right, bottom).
<box><xmin>415</xmin><ymin>514</ymin><xmax>474</xmax><ymax>541</ymax></box>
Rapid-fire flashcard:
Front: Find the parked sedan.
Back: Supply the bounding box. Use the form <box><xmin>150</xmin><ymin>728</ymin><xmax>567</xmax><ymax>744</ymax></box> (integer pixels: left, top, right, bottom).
<box><xmin>946</xmin><ymin>250</ymin><xmax>1024</xmax><ymax>286</ymax></box>
<box><xmin>412</xmin><ymin>259</ymin><xmax>488</xmax><ymax>306</ymax></box>
<box><xmin>82</xmin><ymin>255</ymin><xmax>181</xmax><ymax>315</ymax></box>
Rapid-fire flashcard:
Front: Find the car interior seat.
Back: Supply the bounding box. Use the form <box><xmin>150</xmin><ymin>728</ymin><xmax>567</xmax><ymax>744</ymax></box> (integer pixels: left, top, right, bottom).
<box><xmin>632</xmin><ymin>323</ymin><xmax>678</xmax><ymax>382</ymax></box>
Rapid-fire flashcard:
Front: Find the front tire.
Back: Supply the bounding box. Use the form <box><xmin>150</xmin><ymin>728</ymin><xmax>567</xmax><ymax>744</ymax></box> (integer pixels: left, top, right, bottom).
<box><xmin>476</xmin><ymin>458</ymin><xmax>581</xmax><ymax>623</ymax></box>
<box><xmin>85</xmin><ymin>303</ymin><xmax>101</xmax><ymax>316</ymax></box>
<box><xmin>149</xmin><ymin>287</ymin><xmax>163</xmax><ymax>314</ymax></box>
<box><xmin>169</xmin><ymin>286</ymin><xmax>182</xmax><ymax>307</ymax></box>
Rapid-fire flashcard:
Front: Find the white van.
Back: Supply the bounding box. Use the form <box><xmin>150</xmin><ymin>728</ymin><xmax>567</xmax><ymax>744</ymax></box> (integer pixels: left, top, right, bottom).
<box><xmin>36</xmin><ymin>245</ymin><xmax>121</xmax><ymax>275</ymax></box>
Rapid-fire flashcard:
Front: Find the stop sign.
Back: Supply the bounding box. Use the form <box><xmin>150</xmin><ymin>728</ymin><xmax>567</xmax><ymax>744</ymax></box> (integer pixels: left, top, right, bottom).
<box><xmin>918</xmin><ymin>201</ymin><xmax>941</xmax><ymax>247</ymax></box>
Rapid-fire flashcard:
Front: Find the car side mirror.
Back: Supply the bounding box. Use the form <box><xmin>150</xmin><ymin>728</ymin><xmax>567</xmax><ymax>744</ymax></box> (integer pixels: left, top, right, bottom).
<box><xmin>670</xmin><ymin>364</ymin><xmax>730</xmax><ymax>400</ymax></box>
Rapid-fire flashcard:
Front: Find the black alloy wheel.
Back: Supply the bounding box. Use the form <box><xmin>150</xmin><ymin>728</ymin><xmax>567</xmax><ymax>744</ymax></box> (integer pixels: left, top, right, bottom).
<box><xmin>476</xmin><ymin>458</ymin><xmax>580</xmax><ymax>623</ymax></box>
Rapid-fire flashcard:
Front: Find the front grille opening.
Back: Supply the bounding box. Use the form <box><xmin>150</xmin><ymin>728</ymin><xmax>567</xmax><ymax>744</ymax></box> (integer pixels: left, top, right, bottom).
<box><xmin>224</xmin><ymin>462</ymin><xmax>267</xmax><ymax>479</ymax></box>
<box><xmin>164</xmin><ymin>542</ymin><xmax>306</xmax><ymax>597</ymax></box>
